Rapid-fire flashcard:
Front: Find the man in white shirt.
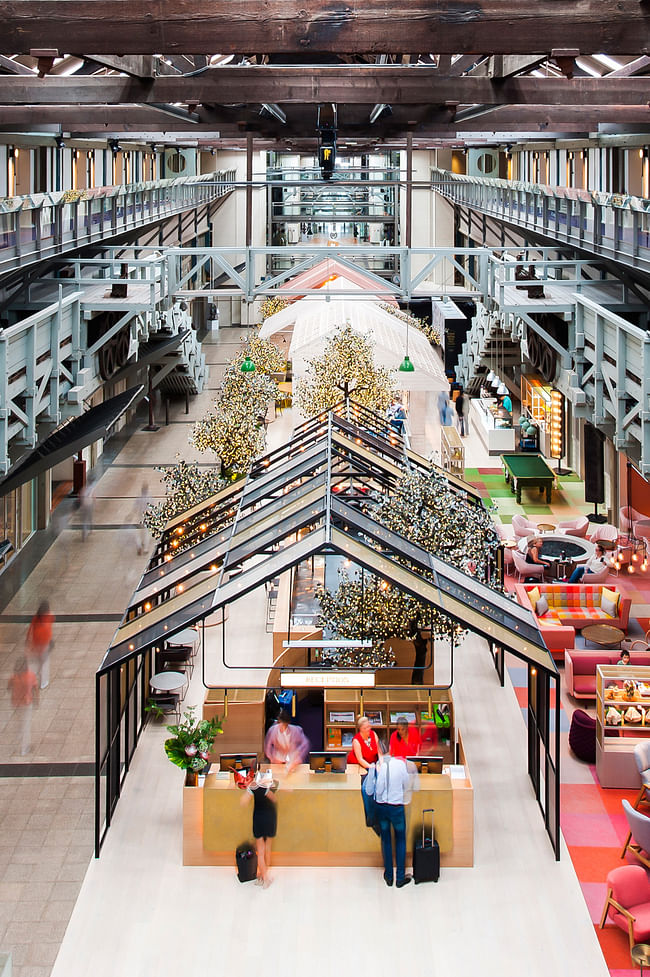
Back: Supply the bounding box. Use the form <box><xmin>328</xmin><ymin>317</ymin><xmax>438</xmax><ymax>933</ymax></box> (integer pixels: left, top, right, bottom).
<box><xmin>365</xmin><ymin>752</ymin><xmax>418</xmax><ymax>887</ymax></box>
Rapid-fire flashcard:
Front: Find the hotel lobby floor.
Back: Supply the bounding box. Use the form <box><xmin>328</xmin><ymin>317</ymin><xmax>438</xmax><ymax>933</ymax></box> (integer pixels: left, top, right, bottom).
<box><xmin>0</xmin><ymin>332</ymin><xmax>612</xmax><ymax>975</ymax></box>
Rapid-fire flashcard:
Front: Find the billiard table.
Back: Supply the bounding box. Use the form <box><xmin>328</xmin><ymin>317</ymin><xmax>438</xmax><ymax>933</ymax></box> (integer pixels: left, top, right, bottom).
<box><xmin>500</xmin><ymin>453</ymin><xmax>555</xmax><ymax>504</ymax></box>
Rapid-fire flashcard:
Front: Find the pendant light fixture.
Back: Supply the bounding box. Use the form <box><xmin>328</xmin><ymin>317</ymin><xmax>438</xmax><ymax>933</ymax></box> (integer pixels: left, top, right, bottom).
<box><xmin>486</xmin><ymin>370</ymin><xmax>495</xmax><ymax>383</ymax></box>
<box><xmin>399</xmin><ymin>309</ymin><xmax>415</xmax><ymax>372</ymax></box>
<box><xmin>240</xmin><ymin>354</ymin><xmax>256</xmax><ymax>373</ymax></box>
<box><xmin>497</xmin><ymin>380</ymin><xmax>508</xmax><ymax>395</ymax></box>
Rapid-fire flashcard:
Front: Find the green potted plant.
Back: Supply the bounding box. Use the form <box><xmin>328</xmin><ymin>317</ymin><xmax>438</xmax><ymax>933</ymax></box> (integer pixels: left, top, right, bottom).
<box><xmin>164</xmin><ymin>706</ymin><xmax>224</xmax><ymax>786</ymax></box>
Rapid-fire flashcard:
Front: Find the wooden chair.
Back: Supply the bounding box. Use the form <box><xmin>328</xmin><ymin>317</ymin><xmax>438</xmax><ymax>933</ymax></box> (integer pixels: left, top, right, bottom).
<box><xmin>621</xmin><ymin>798</ymin><xmax>650</xmax><ymax>868</ymax></box>
<box><xmin>600</xmin><ymin>864</ymin><xmax>650</xmax><ymax>953</ymax></box>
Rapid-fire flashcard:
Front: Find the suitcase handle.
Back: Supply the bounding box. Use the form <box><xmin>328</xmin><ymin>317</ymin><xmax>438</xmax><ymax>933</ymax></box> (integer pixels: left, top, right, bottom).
<box><xmin>421</xmin><ymin>807</ymin><xmax>435</xmax><ymax>847</ymax></box>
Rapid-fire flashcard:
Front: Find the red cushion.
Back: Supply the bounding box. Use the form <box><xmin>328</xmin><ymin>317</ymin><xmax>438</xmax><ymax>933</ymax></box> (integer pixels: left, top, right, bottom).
<box><xmin>573</xmin><ymin>678</ymin><xmax>597</xmax><ymax>694</ymax></box>
<box><xmin>612</xmin><ymin>904</ymin><xmax>650</xmax><ymax>941</ymax></box>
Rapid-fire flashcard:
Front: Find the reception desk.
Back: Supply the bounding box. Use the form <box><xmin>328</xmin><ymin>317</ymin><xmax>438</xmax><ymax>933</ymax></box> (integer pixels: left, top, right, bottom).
<box><xmin>470</xmin><ymin>398</ymin><xmax>515</xmax><ymax>455</ymax></box>
<box><xmin>183</xmin><ymin>762</ymin><xmax>473</xmax><ymax>868</ymax></box>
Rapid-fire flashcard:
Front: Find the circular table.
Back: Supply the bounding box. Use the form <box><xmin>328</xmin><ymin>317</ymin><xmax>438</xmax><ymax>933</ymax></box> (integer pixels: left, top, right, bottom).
<box><xmin>537</xmin><ymin>523</ymin><xmax>556</xmax><ymax>533</ymax></box>
<box><xmin>632</xmin><ymin>944</ymin><xmax>650</xmax><ymax>975</ymax></box>
<box><xmin>582</xmin><ymin>624</ymin><xmax>625</xmax><ymax>649</ymax></box>
<box><xmin>517</xmin><ymin>534</ymin><xmax>594</xmax><ymax>564</ymax></box>
<box><xmin>150</xmin><ymin>671</ymin><xmax>186</xmax><ymax>692</ymax></box>
<box><xmin>165</xmin><ymin>628</ymin><xmax>199</xmax><ymax>648</ymax></box>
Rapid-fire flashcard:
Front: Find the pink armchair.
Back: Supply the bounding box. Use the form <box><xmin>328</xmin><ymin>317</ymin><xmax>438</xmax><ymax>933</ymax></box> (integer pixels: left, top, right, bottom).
<box><xmin>620</xmin><ymin>506</ymin><xmax>649</xmax><ymax>535</ymax></box>
<box><xmin>589</xmin><ymin>523</ymin><xmax>618</xmax><ymax>545</ymax></box>
<box><xmin>512</xmin><ymin>549</ymin><xmax>545</xmax><ymax>582</ymax></box>
<box><xmin>600</xmin><ymin>864</ymin><xmax>650</xmax><ymax>953</ymax></box>
<box><xmin>511</xmin><ymin>514</ymin><xmax>538</xmax><ymax>539</ymax></box>
<box><xmin>557</xmin><ymin>515</ymin><xmax>590</xmax><ymax>538</ymax></box>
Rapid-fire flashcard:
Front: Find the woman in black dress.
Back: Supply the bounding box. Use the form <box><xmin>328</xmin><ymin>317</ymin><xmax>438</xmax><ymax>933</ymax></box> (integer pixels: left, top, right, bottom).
<box><xmin>243</xmin><ymin>760</ymin><xmax>278</xmax><ymax>887</ymax></box>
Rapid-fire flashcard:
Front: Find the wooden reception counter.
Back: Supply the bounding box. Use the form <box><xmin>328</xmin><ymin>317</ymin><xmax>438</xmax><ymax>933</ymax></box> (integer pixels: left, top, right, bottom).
<box><xmin>183</xmin><ymin>763</ymin><xmax>473</xmax><ymax>868</ymax></box>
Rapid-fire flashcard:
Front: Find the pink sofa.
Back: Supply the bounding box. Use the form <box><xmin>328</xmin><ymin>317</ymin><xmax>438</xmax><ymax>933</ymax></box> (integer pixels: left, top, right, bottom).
<box><xmin>515</xmin><ymin>583</ymin><xmax>632</xmax><ymax>661</ymax></box>
<box><xmin>565</xmin><ymin>650</ymin><xmax>650</xmax><ymax>699</ymax></box>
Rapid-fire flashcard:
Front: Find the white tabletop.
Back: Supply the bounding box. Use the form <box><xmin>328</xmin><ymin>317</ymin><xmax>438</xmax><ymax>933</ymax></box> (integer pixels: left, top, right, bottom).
<box><xmin>150</xmin><ymin>671</ymin><xmax>186</xmax><ymax>691</ymax></box>
<box><xmin>165</xmin><ymin>628</ymin><xmax>199</xmax><ymax>648</ymax></box>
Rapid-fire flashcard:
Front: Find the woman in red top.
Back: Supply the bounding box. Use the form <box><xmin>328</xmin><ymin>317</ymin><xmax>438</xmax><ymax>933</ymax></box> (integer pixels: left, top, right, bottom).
<box><xmin>389</xmin><ymin>717</ymin><xmax>421</xmax><ymax>759</ymax></box>
<box><xmin>349</xmin><ymin>716</ymin><xmax>380</xmax><ymax>830</ymax></box>
<box><xmin>26</xmin><ymin>601</ymin><xmax>55</xmax><ymax>690</ymax></box>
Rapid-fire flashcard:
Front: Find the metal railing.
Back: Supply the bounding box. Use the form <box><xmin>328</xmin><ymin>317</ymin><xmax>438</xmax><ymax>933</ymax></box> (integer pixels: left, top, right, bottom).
<box><xmin>431</xmin><ymin>167</ymin><xmax>650</xmax><ymax>276</ymax></box>
<box><xmin>0</xmin><ymin>171</ymin><xmax>235</xmax><ymax>277</ymax></box>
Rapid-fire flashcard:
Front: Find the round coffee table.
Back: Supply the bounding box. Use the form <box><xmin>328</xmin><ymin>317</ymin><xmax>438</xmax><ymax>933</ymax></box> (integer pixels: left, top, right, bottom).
<box><xmin>632</xmin><ymin>943</ymin><xmax>650</xmax><ymax>975</ymax></box>
<box><xmin>537</xmin><ymin>523</ymin><xmax>556</xmax><ymax>533</ymax></box>
<box><xmin>582</xmin><ymin>624</ymin><xmax>625</xmax><ymax>649</ymax></box>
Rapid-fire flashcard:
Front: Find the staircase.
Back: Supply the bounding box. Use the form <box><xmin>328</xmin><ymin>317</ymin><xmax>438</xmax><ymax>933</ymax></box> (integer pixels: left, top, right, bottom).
<box><xmin>455</xmin><ymin>301</ymin><xmax>522</xmax><ymax>394</ymax></box>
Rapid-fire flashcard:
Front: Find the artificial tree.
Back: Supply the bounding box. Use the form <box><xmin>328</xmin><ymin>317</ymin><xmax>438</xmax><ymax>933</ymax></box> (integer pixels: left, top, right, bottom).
<box><xmin>294</xmin><ymin>323</ymin><xmax>395</xmax><ymax>417</ymax></box>
<box><xmin>143</xmin><ymin>459</ymin><xmax>225</xmax><ymax>538</ymax></box>
<box><xmin>317</xmin><ymin>469</ymin><xmax>499</xmax><ymax>679</ymax></box>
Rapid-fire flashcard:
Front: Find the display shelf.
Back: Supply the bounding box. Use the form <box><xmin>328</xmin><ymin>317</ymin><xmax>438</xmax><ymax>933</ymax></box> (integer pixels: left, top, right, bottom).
<box><xmin>323</xmin><ymin>687</ymin><xmax>455</xmax><ymax>760</ymax></box>
<box><xmin>440</xmin><ymin>426</ymin><xmax>465</xmax><ymax>478</ymax></box>
<box><xmin>596</xmin><ymin>664</ymin><xmax>650</xmax><ymax>787</ymax></box>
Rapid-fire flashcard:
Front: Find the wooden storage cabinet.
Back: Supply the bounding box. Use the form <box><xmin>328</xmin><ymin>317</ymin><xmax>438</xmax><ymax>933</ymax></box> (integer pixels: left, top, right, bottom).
<box><xmin>596</xmin><ymin>664</ymin><xmax>650</xmax><ymax>788</ymax></box>
<box><xmin>440</xmin><ymin>426</ymin><xmax>465</xmax><ymax>478</ymax></box>
<box><xmin>324</xmin><ymin>688</ymin><xmax>455</xmax><ymax>762</ymax></box>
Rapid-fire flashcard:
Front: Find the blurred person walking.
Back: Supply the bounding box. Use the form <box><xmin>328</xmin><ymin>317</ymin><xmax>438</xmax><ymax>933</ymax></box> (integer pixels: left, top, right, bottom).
<box><xmin>135</xmin><ymin>481</ymin><xmax>152</xmax><ymax>555</ymax></box>
<box><xmin>8</xmin><ymin>659</ymin><xmax>39</xmax><ymax>755</ymax></box>
<box><xmin>79</xmin><ymin>476</ymin><xmax>96</xmax><ymax>542</ymax></box>
<box><xmin>26</xmin><ymin>600</ymin><xmax>55</xmax><ymax>690</ymax></box>
<box><xmin>365</xmin><ymin>749</ymin><xmax>418</xmax><ymax>887</ymax></box>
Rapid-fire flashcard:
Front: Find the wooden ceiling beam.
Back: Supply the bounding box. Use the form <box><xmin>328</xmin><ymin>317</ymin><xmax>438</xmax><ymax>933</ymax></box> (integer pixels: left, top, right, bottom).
<box><xmin>1</xmin><ymin>103</ymin><xmax>649</xmax><ymax>136</ymax></box>
<box><xmin>3</xmin><ymin>71</ymin><xmax>650</xmax><ymax>106</ymax></box>
<box><xmin>0</xmin><ymin>1</ymin><xmax>649</xmax><ymax>56</ymax></box>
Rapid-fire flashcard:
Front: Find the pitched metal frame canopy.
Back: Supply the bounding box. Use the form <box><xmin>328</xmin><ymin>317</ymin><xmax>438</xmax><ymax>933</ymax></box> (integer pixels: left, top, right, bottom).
<box><xmin>101</xmin><ymin>401</ymin><xmax>554</xmax><ymax>676</ymax></box>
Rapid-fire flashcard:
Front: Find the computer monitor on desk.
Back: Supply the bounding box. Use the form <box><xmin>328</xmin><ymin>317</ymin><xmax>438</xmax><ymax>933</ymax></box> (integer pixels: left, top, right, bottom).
<box><xmin>309</xmin><ymin>752</ymin><xmax>348</xmax><ymax>774</ymax></box>
<box><xmin>219</xmin><ymin>753</ymin><xmax>258</xmax><ymax>772</ymax></box>
<box><xmin>407</xmin><ymin>755</ymin><xmax>444</xmax><ymax>774</ymax></box>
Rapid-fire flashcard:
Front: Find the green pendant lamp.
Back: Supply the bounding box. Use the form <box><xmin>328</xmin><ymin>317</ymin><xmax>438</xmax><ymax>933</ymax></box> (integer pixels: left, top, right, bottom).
<box><xmin>240</xmin><ymin>354</ymin><xmax>256</xmax><ymax>373</ymax></box>
<box><xmin>399</xmin><ymin>317</ymin><xmax>415</xmax><ymax>372</ymax></box>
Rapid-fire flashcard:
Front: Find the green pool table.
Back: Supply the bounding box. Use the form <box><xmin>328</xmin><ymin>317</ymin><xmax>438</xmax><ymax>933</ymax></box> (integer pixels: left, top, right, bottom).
<box><xmin>500</xmin><ymin>453</ymin><xmax>556</xmax><ymax>504</ymax></box>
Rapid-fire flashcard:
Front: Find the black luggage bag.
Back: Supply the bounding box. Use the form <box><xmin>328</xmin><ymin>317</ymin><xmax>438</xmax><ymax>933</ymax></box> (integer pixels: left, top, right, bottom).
<box><xmin>413</xmin><ymin>807</ymin><xmax>440</xmax><ymax>883</ymax></box>
<box><xmin>236</xmin><ymin>842</ymin><xmax>258</xmax><ymax>882</ymax></box>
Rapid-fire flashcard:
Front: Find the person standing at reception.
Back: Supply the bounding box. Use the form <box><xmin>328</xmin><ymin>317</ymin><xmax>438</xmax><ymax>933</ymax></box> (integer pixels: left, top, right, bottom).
<box><xmin>365</xmin><ymin>750</ymin><xmax>418</xmax><ymax>887</ymax></box>
<box><xmin>389</xmin><ymin>717</ymin><xmax>421</xmax><ymax>759</ymax></box>
<box><xmin>349</xmin><ymin>715</ymin><xmax>381</xmax><ymax>830</ymax></box>
<box><xmin>264</xmin><ymin>711</ymin><xmax>309</xmax><ymax>774</ymax></box>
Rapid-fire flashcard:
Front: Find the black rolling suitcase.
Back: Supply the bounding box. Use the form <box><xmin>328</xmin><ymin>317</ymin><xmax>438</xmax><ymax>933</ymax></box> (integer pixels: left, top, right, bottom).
<box><xmin>235</xmin><ymin>842</ymin><xmax>258</xmax><ymax>882</ymax></box>
<box><xmin>413</xmin><ymin>808</ymin><xmax>440</xmax><ymax>883</ymax></box>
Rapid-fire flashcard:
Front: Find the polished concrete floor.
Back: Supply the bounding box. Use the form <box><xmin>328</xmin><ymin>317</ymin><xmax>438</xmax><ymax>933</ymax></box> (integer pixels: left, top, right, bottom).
<box><xmin>0</xmin><ymin>328</ymin><xmax>609</xmax><ymax>976</ymax></box>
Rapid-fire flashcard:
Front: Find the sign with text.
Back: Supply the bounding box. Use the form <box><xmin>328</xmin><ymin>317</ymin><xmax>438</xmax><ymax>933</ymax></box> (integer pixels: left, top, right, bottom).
<box><xmin>280</xmin><ymin>671</ymin><xmax>375</xmax><ymax>688</ymax></box>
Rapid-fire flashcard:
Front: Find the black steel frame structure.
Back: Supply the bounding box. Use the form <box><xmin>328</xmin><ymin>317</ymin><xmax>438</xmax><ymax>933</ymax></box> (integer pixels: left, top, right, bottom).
<box><xmin>96</xmin><ymin>401</ymin><xmax>560</xmax><ymax>857</ymax></box>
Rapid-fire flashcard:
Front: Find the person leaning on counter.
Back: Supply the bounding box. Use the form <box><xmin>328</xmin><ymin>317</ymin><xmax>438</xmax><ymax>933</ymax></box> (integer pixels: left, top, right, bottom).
<box><xmin>263</xmin><ymin>711</ymin><xmax>309</xmax><ymax>774</ymax></box>
<box><xmin>348</xmin><ymin>715</ymin><xmax>381</xmax><ymax>829</ymax></box>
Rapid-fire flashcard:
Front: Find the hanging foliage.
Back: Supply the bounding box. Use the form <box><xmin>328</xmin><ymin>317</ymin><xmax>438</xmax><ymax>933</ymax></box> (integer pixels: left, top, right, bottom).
<box><xmin>294</xmin><ymin>323</ymin><xmax>395</xmax><ymax>417</ymax></box>
<box><xmin>379</xmin><ymin>303</ymin><xmax>441</xmax><ymax>345</ymax></box>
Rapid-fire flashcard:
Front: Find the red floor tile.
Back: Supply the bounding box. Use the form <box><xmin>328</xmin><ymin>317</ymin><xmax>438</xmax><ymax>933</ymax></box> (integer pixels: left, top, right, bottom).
<box><xmin>596</xmin><ymin>926</ymin><xmax>637</xmax><ymax>970</ymax></box>
<box><xmin>567</xmin><ymin>845</ymin><xmax>623</xmax><ymax>882</ymax></box>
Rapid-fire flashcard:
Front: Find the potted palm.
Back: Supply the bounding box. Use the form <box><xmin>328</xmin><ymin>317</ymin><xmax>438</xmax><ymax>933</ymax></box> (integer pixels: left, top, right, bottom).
<box><xmin>164</xmin><ymin>706</ymin><xmax>224</xmax><ymax>786</ymax></box>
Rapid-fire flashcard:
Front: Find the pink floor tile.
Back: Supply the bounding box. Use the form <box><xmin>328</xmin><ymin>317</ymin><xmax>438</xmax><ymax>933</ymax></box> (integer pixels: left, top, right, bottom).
<box><xmin>561</xmin><ymin>812</ymin><xmax>622</xmax><ymax>847</ymax></box>
<box><xmin>581</xmin><ymin>881</ymin><xmax>608</xmax><ymax>923</ymax></box>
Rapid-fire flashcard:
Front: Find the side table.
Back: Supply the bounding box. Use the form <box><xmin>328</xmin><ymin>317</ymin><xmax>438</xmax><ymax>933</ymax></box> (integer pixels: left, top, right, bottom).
<box><xmin>632</xmin><ymin>943</ymin><xmax>650</xmax><ymax>975</ymax></box>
